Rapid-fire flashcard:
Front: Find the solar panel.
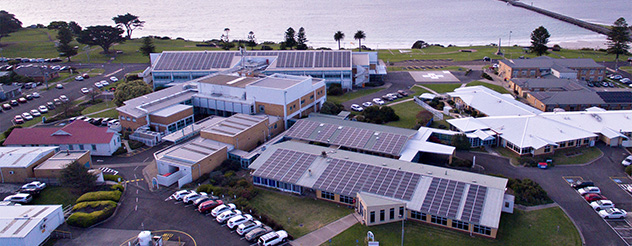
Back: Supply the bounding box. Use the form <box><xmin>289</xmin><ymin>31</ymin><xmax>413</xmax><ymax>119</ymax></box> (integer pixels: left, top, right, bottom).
<box><xmin>597</xmin><ymin>92</ymin><xmax>632</xmax><ymax>103</ymax></box>
<box><xmin>251</xmin><ymin>149</ymin><xmax>317</xmax><ymax>184</ymax></box>
<box><xmin>460</xmin><ymin>185</ymin><xmax>487</xmax><ymax>224</ymax></box>
<box><xmin>421</xmin><ymin>178</ymin><xmax>466</xmax><ymax>218</ymax></box>
<box><xmin>286</xmin><ymin>120</ymin><xmax>320</xmax><ymax>139</ymax></box>
<box><xmin>314</xmin><ymin>124</ymin><xmax>338</xmax><ymax>142</ymax></box>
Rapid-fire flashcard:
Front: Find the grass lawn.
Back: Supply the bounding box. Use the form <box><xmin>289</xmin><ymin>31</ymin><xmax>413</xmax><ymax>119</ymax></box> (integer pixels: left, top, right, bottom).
<box><xmin>89</xmin><ymin>108</ymin><xmax>119</xmax><ymax>118</ymax></box>
<box><xmin>327</xmin><ymin>88</ymin><xmax>384</xmax><ymax>104</ymax></box>
<box><xmin>495</xmin><ymin>146</ymin><xmax>602</xmax><ymax>166</ymax></box>
<box><xmin>81</xmin><ymin>101</ymin><xmax>116</xmax><ymax>115</ymax></box>
<box><xmin>249</xmin><ymin>188</ymin><xmax>352</xmax><ymax>238</ymax></box>
<box><xmin>385</xmin><ymin>101</ymin><xmax>423</xmax><ymax>129</ymax></box>
<box><xmin>420</xmin><ymin>83</ymin><xmax>462</xmax><ymax>94</ymax></box>
<box><xmin>466</xmin><ymin>81</ymin><xmax>510</xmax><ymax>94</ymax></box>
<box><xmin>621</xmin><ymin>66</ymin><xmax>632</xmax><ymax>74</ymax></box>
<box><xmin>32</xmin><ymin>186</ymin><xmax>79</xmax><ymax>207</ymax></box>
<box><xmin>326</xmin><ymin>207</ymin><xmax>580</xmax><ymax>246</ymax></box>
<box><xmin>0</xmin><ymin>29</ymin><xmax>62</xmax><ymax>58</ymax></box>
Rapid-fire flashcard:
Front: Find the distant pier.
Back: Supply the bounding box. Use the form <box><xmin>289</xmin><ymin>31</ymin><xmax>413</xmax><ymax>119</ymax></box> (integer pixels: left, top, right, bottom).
<box><xmin>499</xmin><ymin>0</ymin><xmax>610</xmax><ymax>35</ymax></box>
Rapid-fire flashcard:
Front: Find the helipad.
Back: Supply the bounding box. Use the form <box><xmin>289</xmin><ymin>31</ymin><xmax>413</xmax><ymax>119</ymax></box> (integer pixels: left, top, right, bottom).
<box><xmin>409</xmin><ymin>70</ymin><xmax>460</xmax><ymax>83</ymax></box>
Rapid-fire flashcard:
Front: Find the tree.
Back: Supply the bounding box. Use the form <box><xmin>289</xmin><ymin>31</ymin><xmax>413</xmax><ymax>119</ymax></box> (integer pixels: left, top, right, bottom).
<box><xmin>47</xmin><ymin>21</ymin><xmax>68</xmax><ymax>30</ymax></box>
<box><xmin>77</xmin><ymin>25</ymin><xmax>125</xmax><ymax>54</ymax></box>
<box><xmin>247</xmin><ymin>31</ymin><xmax>257</xmax><ymax>50</ymax></box>
<box><xmin>56</xmin><ymin>27</ymin><xmax>77</xmax><ymax>62</ymax></box>
<box><xmin>529</xmin><ymin>26</ymin><xmax>550</xmax><ymax>56</ymax></box>
<box><xmin>284</xmin><ymin>27</ymin><xmax>297</xmax><ymax>49</ymax></box>
<box><xmin>113</xmin><ymin>79</ymin><xmax>152</xmax><ymax>106</ymax></box>
<box><xmin>87</xmin><ymin>88</ymin><xmax>101</xmax><ymax>103</ymax></box>
<box><xmin>112</xmin><ymin>13</ymin><xmax>144</xmax><ymax>39</ymax></box>
<box><xmin>139</xmin><ymin>36</ymin><xmax>155</xmax><ymax>56</ymax></box>
<box><xmin>56</xmin><ymin>100</ymin><xmax>75</xmax><ymax>118</ymax></box>
<box><xmin>361</xmin><ymin>106</ymin><xmax>399</xmax><ymax>124</ymax></box>
<box><xmin>606</xmin><ymin>17</ymin><xmax>631</xmax><ymax>68</ymax></box>
<box><xmin>320</xmin><ymin>101</ymin><xmax>344</xmax><ymax>115</ymax></box>
<box><xmin>0</xmin><ymin>10</ymin><xmax>22</xmax><ymax>46</ymax></box>
<box><xmin>69</xmin><ymin>21</ymin><xmax>82</xmax><ymax>35</ymax></box>
<box><xmin>296</xmin><ymin>27</ymin><xmax>308</xmax><ymax>50</ymax></box>
<box><xmin>60</xmin><ymin>161</ymin><xmax>97</xmax><ymax>194</ymax></box>
<box><xmin>451</xmin><ymin>134</ymin><xmax>471</xmax><ymax>150</ymax></box>
<box><xmin>354</xmin><ymin>30</ymin><xmax>366</xmax><ymax>52</ymax></box>
<box><xmin>333</xmin><ymin>31</ymin><xmax>345</xmax><ymax>50</ymax></box>
<box><xmin>221</xmin><ymin>27</ymin><xmax>230</xmax><ymax>42</ymax></box>
<box><xmin>56</xmin><ymin>26</ymin><xmax>73</xmax><ymax>44</ymax></box>
<box><xmin>220</xmin><ymin>41</ymin><xmax>235</xmax><ymax>50</ymax></box>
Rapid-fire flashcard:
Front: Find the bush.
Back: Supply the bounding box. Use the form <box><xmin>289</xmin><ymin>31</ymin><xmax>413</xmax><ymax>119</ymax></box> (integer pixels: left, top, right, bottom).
<box><xmin>507</xmin><ymin>178</ymin><xmax>552</xmax><ymax>206</ymax></box>
<box><xmin>112</xmin><ymin>146</ymin><xmax>127</xmax><ymax>156</ymax></box>
<box><xmin>320</xmin><ymin>101</ymin><xmax>344</xmax><ymax>115</ymax></box>
<box><xmin>481</xmin><ymin>72</ymin><xmax>493</xmax><ymax>81</ymax></box>
<box><xmin>76</xmin><ymin>190</ymin><xmax>122</xmax><ymax>203</ymax></box>
<box><xmin>327</xmin><ymin>84</ymin><xmax>343</xmax><ymax>96</ymax></box>
<box><xmin>111</xmin><ymin>184</ymin><xmax>124</xmax><ymax>192</ymax></box>
<box><xmin>67</xmin><ymin>201</ymin><xmax>117</xmax><ymax>228</ymax></box>
<box><xmin>128</xmin><ymin>140</ymin><xmax>145</xmax><ymax>150</ymax></box>
<box><xmin>450</xmin><ymin>157</ymin><xmax>473</xmax><ymax>168</ymax></box>
<box><xmin>104</xmin><ymin>174</ymin><xmax>123</xmax><ymax>182</ymax></box>
<box><xmin>626</xmin><ymin>165</ymin><xmax>632</xmax><ymax>176</ymax></box>
<box><xmin>197</xmin><ymin>184</ymin><xmax>214</xmax><ymax>193</ymax></box>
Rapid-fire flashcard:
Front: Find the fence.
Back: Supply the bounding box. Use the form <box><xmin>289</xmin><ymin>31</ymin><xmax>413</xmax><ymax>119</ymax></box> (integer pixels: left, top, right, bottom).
<box><xmin>414</xmin><ymin>97</ymin><xmax>444</xmax><ymax>120</ymax></box>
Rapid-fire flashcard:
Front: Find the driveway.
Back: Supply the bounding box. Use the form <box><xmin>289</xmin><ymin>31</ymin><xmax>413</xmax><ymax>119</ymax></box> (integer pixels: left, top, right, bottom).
<box><xmin>457</xmin><ymin>144</ymin><xmax>632</xmax><ymax>246</ymax></box>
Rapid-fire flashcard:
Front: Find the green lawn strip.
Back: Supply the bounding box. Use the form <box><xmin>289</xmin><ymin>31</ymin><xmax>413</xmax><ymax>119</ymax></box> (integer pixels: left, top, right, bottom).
<box><xmin>81</xmin><ymin>101</ymin><xmax>116</xmax><ymax>115</ymax></box>
<box><xmin>466</xmin><ymin>81</ymin><xmax>510</xmax><ymax>93</ymax></box>
<box><xmin>387</xmin><ymin>66</ymin><xmax>467</xmax><ymax>72</ymax></box>
<box><xmin>420</xmin><ymin>83</ymin><xmax>462</xmax><ymax>94</ymax></box>
<box><xmin>327</xmin><ymin>88</ymin><xmax>384</xmax><ymax>104</ymax></box>
<box><xmin>410</xmin><ymin>86</ymin><xmax>429</xmax><ymax>95</ymax></box>
<box><xmin>325</xmin><ymin>207</ymin><xmax>580</xmax><ymax>246</ymax></box>
<box><xmin>621</xmin><ymin>66</ymin><xmax>632</xmax><ymax>74</ymax></box>
<box><xmin>249</xmin><ymin>188</ymin><xmax>352</xmax><ymax>238</ymax></box>
<box><xmin>32</xmin><ymin>186</ymin><xmax>80</xmax><ymax>207</ymax></box>
<box><xmin>385</xmin><ymin>101</ymin><xmax>424</xmax><ymax>129</ymax></box>
<box><xmin>89</xmin><ymin>108</ymin><xmax>119</xmax><ymax>118</ymax></box>
<box><xmin>0</xmin><ymin>29</ymin><xmax>61</xmax><ymax>58</ymax></box>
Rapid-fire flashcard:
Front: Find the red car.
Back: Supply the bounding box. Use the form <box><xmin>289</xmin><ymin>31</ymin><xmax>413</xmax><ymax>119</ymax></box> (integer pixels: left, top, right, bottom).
<box><xmin>584</xmin><ymin>193</ymin><xmax>607</xmax><ymax>202</ymax></box>
<box><xmin>197</xmin><ymin>200</ymin><xmax>223</xmax><ymax>214</ymax></box>
<box><xmin>13</xmin><ymin>115</ymin><xmax>24</xmax><ymax>124</ymax></box>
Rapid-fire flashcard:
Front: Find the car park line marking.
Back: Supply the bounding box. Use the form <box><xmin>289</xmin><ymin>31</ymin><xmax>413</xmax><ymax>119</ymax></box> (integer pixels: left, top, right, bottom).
<box><xmin>122</xmin><ymin>178</ymin><xmax>144</xmax><ymax>184</ymax></box>
<box><xmin>562</xmin><ymin>176</ymin><xmax>583</xmax><ymax>185</ymax></box>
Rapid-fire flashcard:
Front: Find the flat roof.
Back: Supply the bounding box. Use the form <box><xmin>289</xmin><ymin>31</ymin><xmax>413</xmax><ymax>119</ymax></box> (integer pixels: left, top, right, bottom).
<box><xmin>197</xmin><ymin>74</ymin><xmax>259</xmax><ymax>88</ymax></box>
<box><xmin>448</xmin><ymin>86</ymin><xmax>542</xmax><ymax>117</ymax></box>
<box><xmin>0</xmin><ymin>205</ymin><xmax>62</xmax><ymax>238</ymax></box>
<box><xmin>0</xmin><ymin>147</ymin><xmax>58</xmax><ymax>168</ymax></box>
<box><xmin>202</xmin><ymin>114</ymin><xmax>267</xmax><ymax>137</ymax></box>
<box><xmin>117</xmin><ymin>83</ymin><xmax>197</xmax><ymax>118</ymax></box>
<box><xmin>35</xmin><ymin>150</ymin><xmax>88</xmax><ymax>170</ymax></box>
<box><xmin>163</xmin><ymin>116</ymin><xmax>227</xmax><ymax>143</ymax></box>
<box><xmin>247</xmin><ymin>75</ymin><xmax>304</xmax><ymax>90</ymax></box>
<box><xmin>501</xmin><ymin>56</ymin><xmax>604</xmax><ymax>69</ymax></box>
<box><xmin>151</xmin><ymin>104</ymin><xmax>193</xmax><ymax>118</ymax></box>
<box><xmin>156</xmin><ymin>137</ymin><xmax>230</xmax><ymax>166</ymax></box>
<box><xmin>250</xmin><ymin>141</ymin><xmax>507</xmax><ymax>228</ymax></box>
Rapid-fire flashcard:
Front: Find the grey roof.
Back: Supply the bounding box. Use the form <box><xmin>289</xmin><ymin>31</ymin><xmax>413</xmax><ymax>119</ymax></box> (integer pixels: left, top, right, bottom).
<box><xmin>0</xmin><ymin>84</ymin><xmax>20</xmax><ymax>93</ymax></box>
<box><xmin>0</xmin><ymin>205</ymin><xmax>63</xmax><ymax>239</ymax></box>
<box><xmin>530</xmin><ymin>90</ymin><xmax>607</xmax><ymax>105</ymax></box>
<box><xmin>0</xmin><ymin>147</ymin><xmax>58</xmax><ymax>168</ymax></box>
<box><xmin>249</xmin><ymin>141</ymin><xmax>508</xmax><ymax>228</ymax></box>
<box><xmin>202</xmin><ymin>114</ymin><xmax>267</xmax><ymax>137</ymax></box>
<box><xmin>116</xmin><ymin>83</ymin><xmax>197</xmax><ymax>118</ymax></box>
<box><xmin>155</xmin><ymin>137</ymin><xmax>229</xmax><ymax>166</ymax></box>
<box><xmin>197</xmin><ymin>74</ymin><xmax>260</xmax><ymax>88</ymax></box>
<box><xmin>511</xmin><ymin>78</ymin><xmax>584</xmax><ymax>91</ymax></box>
<box><xmin>247</xmin><ymin>75</ymin><xmax>305</xmax><ymax>90</ymax></box>
<box><xmin>285</xmin><ymin>114</ymin><xmax>417</xmax><ymax>156</ymax></box>
<box><xmin>501</xmin><ymin>56</ymin><xmax>604</xmax><ymax>69</ymax></box>
<box><xmin>35</xmin><ymin>150</ymin><xmax>89</xmax><ymax>170</ymax></box>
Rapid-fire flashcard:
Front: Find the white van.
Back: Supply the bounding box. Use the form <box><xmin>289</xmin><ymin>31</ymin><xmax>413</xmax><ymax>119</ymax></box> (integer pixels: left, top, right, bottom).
<box><xmin>258</xmin><ymin>230</ymin><xmax>288</xmax><ymax>246</ymax></box>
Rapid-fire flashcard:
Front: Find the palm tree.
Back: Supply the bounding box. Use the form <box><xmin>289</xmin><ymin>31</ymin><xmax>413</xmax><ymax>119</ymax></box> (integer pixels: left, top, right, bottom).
<box><xmin>334</xmin><ymin>31</ymin><xmax>345</xmax><ymax>50</ymax></box>
<box><xmin>354</xmin><ymin>30</ymin><xmax>366</xmax><ymax>52</ymax></box>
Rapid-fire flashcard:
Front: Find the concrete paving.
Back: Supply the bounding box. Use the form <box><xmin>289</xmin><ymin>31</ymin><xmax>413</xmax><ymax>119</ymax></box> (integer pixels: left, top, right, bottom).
<box><xmin>291</xmin><ymin>213</ymin><xmax>360</xmax><ymax>246</ymax></box>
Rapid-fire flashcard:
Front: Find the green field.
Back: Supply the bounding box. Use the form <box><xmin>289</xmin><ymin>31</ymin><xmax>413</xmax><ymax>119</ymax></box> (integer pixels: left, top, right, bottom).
<box><xmin>250</xmin><ymin>188</ymin><xmax>352</xmax><ymax>238</ymax></box>
<box><xmin>420</xmin><ymin>83</ymin><xmax>462</xmax><ymax>94</ymax></box>
<box><xmin>81</xmin><ymin>101</ymin><xmax>116</xmax><ymax>115</ymax></box>
<box><xmin>326</xmin><ymin>207</ymin><xmax>581</xmax><ymax>246</ymax></box>
<box><xmin>466</xmin><ymin>81</ymin><xmax>510</xmax><ymax>93</ymax></box>
<box><xmin>89</xmin><ymin>108</ymin><xmax>119</xmax><ymax>118</ymax></box>
<box><xmin>32</xmin><ymin>186</ymin><xmax>80</xmax><ymax>207</ymax></box>
<box><xmin>385</xmin><ymin>101</ymin><xmax>424</xmax><ymax>129</ymax></box>
<box><xmin>327</xmin><ymin>88</ymin><xmax>384</xmax><ymax>104</ymax></box>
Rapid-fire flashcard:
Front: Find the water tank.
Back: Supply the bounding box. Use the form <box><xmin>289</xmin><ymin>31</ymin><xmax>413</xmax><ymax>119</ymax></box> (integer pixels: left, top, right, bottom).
<box><xmin>138</xmin><ymin>231</ymin><xmax>152</xmax><ymax>246</ymax></box>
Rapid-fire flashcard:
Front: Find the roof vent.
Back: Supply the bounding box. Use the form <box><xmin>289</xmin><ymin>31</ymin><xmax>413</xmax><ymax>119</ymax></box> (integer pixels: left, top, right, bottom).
<box><xmin>472</xmin><ymin>180</ymin><xmax>477</xmax><ymax>183</ymax></box>
<box><xmin>374</xmin><ymin>132</ymin><xmax>380</xmax><ymax>136</ymax></box>
<box><xmin>427</xmin><ymin>171</ymin><xmax>432</xmax><ymax>175</ymax></box>
<box><xmin>319</xmin><ymin>123</ymin><xmax>324</xmax><ymax>127</ymax></box>
<box><xmin>376</xmin><ymin>137</ymin><xmax>379</xmax><ymax>140</ymax></box>
<box><xmin>382</xmin><ymin>163</ymin><xmax>387</xmax><ymax>166</ymax></box>
<box><xmin>344</xmin><ymin>156</ymin><xmax>349</xmax><ymax>159</ymax></box>
<box><xmin>338</xmin><ymin>126</ymin><xmax>343</xmax><ymax>130</ymax></box>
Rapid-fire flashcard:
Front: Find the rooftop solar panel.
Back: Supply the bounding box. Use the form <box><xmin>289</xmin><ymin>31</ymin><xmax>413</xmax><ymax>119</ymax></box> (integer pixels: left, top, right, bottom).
<box><xmin>597</xmin><ymin>91</ymin><xmax>632</xmax><ymax>103</ymax></box>
<box><xmin>314</xmin><ymin>124</ymin><xmax>338</xmax><ymax>142</ymax></box>
<box><xmin>460</xmin><ymin>185</ymin><xmax>487</xmax><ymax>224</ymax></box>
<box><xmin>421</xmin><ymin>178</ymin><xmax>466</xmax><ymax>219</ymax></box>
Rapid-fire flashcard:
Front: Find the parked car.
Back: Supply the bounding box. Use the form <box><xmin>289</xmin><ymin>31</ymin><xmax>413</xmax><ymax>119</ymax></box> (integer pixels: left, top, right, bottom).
<box><xmin>388</xmin><ymin>92</ymin><xmax>402</xmax><ymax>98</ymax></box>
<box><xmin>110</xmin><ymin>76</ymin><xmax>119</xmax><ymax>82</ymax></box>
<box><xmin>2</xmin><ymin>104</ymin><xmax>11</xmax><ymax>110</ymax></box>
<box><xmin>591</xmin><ymin>200</ymin><xmax>615</xmax><ymax>211</ymax></box>
<box><xmin>59</xmin><ymin>95</ymin><xmax>69</xmax><ymax>102</ymax></box>
<box><xmin>211</xmin><ymin>203</ymin><xmax>236</xmax><ymax>217</ymax></box>
<box><xmin>584</xmin><ymin>193</ymin><xmax>607</xmax><ymax>202</ymax></box>
<box><xmin>20</xmin><ymin>181</ymin><xmax>46</xmax><ymax>192</ymax></box>
<box><xmin>3</xmin><ymin>193</ymin><xmax>33</xmax><ymax>204</ymax></box>
<box><xmin>13</xmin><ymin>115</ymin><xmax>24</xmax><ymax>124</ymax></box>
<box><xmin>599</xmin><ymin>208</ymin><xmax>627</xmax><ymax>219</ymax></box>
<box><xmin>258</xmin><ymin>230</ymin><xmax>289</xmax><ymax>246</ymax></box>
<box><xmin>75</xmin><ymin>76</ymin><xmax>84</xmax><ymax>81</ymax></box>
<box><xmin>82</xmin><ymin>73</ymin><xmax>90</xmax><ymax>79</ymax></box>
<box><xmin>24</xmin><ymin>94</ymin><xmax>33</xmax><ymax>100</ymax></box>
<box><xmin>32</xmin><ymin>92</ymin><xmax>40</xmax><ymax>98</ymax></box>
<box><xmin>183</xmin><ymin>192</ymin><xmax>207</xmax><ymax>204</ymax></box>
<box><xmin>94</xmin><ymin>82</ymin><xmax>103</xmax><ymax>88</ymax></box>
<box><xmin>227</xmin><ymin>214</ymin><xmax>253</xmax><ymax>229</ymax></box>
<box><xmin>100</xmin><ymin>80</ymin><xmax>109</xmax><ymax>86</ymax></box>
<box><xmin>46</xmin><ymin>102</ymin><xmax>55</xmax><ymax>109</ymax></box>
<box><xmin>578</xmin><ymin>186</ymin><xmax>601</xmax><ymax>196</ymax></box>
<box><xmin>237</xmin><ymin>220</ymin><xmax>263</xmax><ymax>236</ymax></box>
<box><xmin>29</xmin><ymin>109</ymin><xmax>41</xmax><ymax>117</ymax></box>
<box><xmin>10</xmin><ymin>100</ymin><xmax>18</xmax><ymax>106</ymax></box>
<box><xmin>245</xmin><ymin>226</ymin><xmax>273</xmax><ymax>242</ymax></box>
<box><xmin>587</xmin><ymin>82</ymin><xmax>594</xmax><ymax>87</ymax></box>
<box><xmin>397</xmin><ymin>90</ymin><xmax>409</xmax><ymax>96</ymax></box>
<box><xmin>613</xmin><ymin>75</ymin><xmax>623</xmax><ymax>80</ymax></box>
<box><xmin>81</xmin><ymin>88</ymin><xmax>90</xmax><ymax>94</ymax></box>
<box><xmin>56</xmin><ymin>84</ymin><xmax>64</xmax><ymax>89</ymax></box>
<box><xmin>622</xmin><ymin>155</ymin><xmax>632</xmax><ymax>166</ymax></box>
<box><xmin>197</xmin><ymin>200</ymin><xmax>223</xmax><ymax>213</ymax></box>
<box><xmin>621</xmin><ymin>78</ymin><xmax>631</xmax><ymax>84</ymax></box>
<box><xmin>169</xmin><ymin>190</ymin><xmax>193</xmax><ymax>201</ymax></box>
<box><xmin>350</xmin><ymin>104</ymin><xmax>363</xmax><ymax>112</ymax></box>
<box><xmin>572</xmin><ymin>180</ymin><xmax>594</xmax><ymax>189</ymax></box>
<box><xmin>21</xmin><ymin>112</ymin><xmax>33</xmax><ymax>121</ymax></box>
<box><xmin>216</xmin><ymin>209</ymin><xmax>242</xmax><ymax>223</ymax></box>
<box><xmin>192</xmin><ymin>197</ymin><xmax>214</xmax><ymax>207</ymax></box>
<box><xmin>372</xmin><ymin>98</ymin><xmax>385</xmax><ymax>105</ymax></box>
<box><xmin>18</xmin><ymin>97</ymin><xmax>27</xmax><ymax>103</ymax></box>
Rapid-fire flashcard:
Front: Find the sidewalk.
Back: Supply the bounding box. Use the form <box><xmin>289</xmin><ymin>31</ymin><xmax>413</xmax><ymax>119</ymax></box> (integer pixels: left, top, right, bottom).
<box><xmin>291</xmin><ymin>213</ymin><xmax>361</xmax><ymax>246</ymax></box>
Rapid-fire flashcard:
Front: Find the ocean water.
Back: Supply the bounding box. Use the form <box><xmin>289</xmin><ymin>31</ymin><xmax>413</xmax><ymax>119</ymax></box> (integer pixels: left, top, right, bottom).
<box><xmin>4</xmin><ymin>0</ymin><xmax>630</xmax><ymax>49</ymax></box>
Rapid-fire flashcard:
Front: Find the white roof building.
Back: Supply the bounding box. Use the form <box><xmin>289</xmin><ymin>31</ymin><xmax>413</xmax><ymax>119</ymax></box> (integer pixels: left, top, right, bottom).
<box><xmin>0</xmin><ymin>205</ymin><xmax>64</xmax><ymax>246</ymax></box>
<box><xmin>448</xmin><ymin>86</ymin><xmax>542</xmax><ymax>117</ymax></box>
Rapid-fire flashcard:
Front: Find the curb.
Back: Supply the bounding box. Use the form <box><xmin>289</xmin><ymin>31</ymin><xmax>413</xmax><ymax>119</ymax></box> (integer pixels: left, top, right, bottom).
<box><xmin>556</xmin><ymin>203</ymin><xmax>587</xmax><ymax>246</ymax></box>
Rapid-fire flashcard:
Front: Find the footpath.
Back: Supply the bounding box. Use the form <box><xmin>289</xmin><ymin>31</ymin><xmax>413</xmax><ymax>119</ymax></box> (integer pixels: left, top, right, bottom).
<box><xmin>291</xmin><ymin>213</ymin><xmax>361</xmax><ymax>246</ymax></box>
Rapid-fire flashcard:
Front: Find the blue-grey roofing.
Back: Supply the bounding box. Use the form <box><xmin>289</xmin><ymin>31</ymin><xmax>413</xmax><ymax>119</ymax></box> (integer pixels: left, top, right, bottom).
<box><xmin>501</xmin><ymin>56</ymin><xmax>604</xmax><ymax>69</ymax></box>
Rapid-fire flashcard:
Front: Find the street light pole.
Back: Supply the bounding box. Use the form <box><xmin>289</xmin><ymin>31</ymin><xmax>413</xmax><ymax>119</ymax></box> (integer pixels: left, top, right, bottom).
<box><xmin>400</xmin><ymin>212</ymin><xmax>405</xmax><ymax>246</ymax></box>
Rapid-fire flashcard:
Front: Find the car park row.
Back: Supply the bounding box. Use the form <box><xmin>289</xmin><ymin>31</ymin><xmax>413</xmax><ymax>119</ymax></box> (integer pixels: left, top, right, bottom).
<box><xmin>1</xmin><ymin>181</ymin><xmax>47</xmax><ymax>205</ymax></box>
<box><xmin>572</xmin><ymin>180</ymin><xmax>627</xmax><ymax>219</ymax></box>
<box><xmin>351</xmin><ymin>90</ymin><xmax>409</xmax><ymax>112</ymax></box>
<box><xmin>168</xmin><ymin>189</ymin><xmax>289</xmax><ymax>246</ymax></box>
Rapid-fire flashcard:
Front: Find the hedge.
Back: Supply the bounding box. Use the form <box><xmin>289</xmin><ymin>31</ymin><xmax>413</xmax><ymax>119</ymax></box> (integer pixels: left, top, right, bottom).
<box><xmin>67</xmin><ymin>201</ymin><xmax>117</xmax><ymax>228</ymax></box>
<box><xmin>111</xmin><ymin>184</ymin><xmax>124</xmax><ymax>192</ymax></box>
<box><xmin>76</xmin><ymin>190</ymin><xmax>122</xmax><ymax>203</ymax></box>
<box><xmin>104</xmin><ymin>174</ymin><xmax>123</xmax><ymax>182</ymax></box>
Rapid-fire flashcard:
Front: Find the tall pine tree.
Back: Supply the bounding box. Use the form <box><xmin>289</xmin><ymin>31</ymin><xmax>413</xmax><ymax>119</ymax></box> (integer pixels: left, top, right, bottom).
<box><xmin>56</xmin><ymin>27</ymin><xmax>77</xmax><ymax>61</ymax></box>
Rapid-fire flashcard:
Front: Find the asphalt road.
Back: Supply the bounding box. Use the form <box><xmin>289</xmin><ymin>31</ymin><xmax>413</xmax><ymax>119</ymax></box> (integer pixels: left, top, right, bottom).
<box><xmin>457</xmin><ymin>144</ymin><xmax>632</xmax><ymax>246</ymax></box>
<box><xmin>0</xmin><ymin>63</ymin><xmax>148</xmax><ymax>133</ymax></box>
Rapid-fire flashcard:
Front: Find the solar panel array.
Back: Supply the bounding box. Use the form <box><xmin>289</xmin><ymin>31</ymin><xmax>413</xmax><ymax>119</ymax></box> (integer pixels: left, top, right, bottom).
<box><xmin>154</xmin><ymin>52</ymin><xmax>235</xmax><ymax>70</ymax></box>
<box><xmin>460</xmin><ymin>185</ymin><xmax>487</xmax><ymax>224</ymax></box>
<box><xmin>285</xmin><ymin>120</ymin><xmax>320</xmax><ymax>139</ymax></box>
<box><xmin>252</xmin><ymin>149</ymin><xmax>317</xmax><ymax>184</ymax></box>
<box><xmin>421</xmin><ymin>178</ymin><xmax>466</xmax><ymax>219</ymax></box>
<box><xmin>597</xmin><ymin>92</ymin><xmax>632</xmax><ymax>103</ymax></box>
<box><xmin>314</xmin><ymin>51</ymin><xmax>351</xmax><ymax>68</ymax></box>
<box><xmin>313</xmin><ymin>159</ymin><xmax>421</xmax><ymax>200</ymax></box>
<box><xmin>314</xmin><ymin>125</ymin><xmax>338</xmax><ymax>142</ymax></box>
<box><xmin>373</xmin><ymin>133</ymin><xmax>409</xmax><ymax>156</ymax></box>
<box><xmin>331</xmin><ymin>128</ymin><xmax>373</xmax><ymax>149</ymax></box>
<box><xmin>276</xmin><ymin>52</ymin><xmax>315</xmax><ymax>68</ymax></box>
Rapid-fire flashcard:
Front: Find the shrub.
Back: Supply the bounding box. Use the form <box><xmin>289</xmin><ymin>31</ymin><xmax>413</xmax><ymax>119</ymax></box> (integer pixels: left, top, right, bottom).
<box><xmin>128</xmin><ymin>140</ymin><xmax>145</xmax><ymax>150</ymax></box>
<box><xmin>626</xmin><ymin>165</ymin><xmax>632</xmax><ymax>176</ymax></box>
<box><xmin>67</xmin><ymin>201</ymin><xmax>117</xmax><ymax>228</ymax></box>
<box><xmin>104</xmin><ymin>174</ymin><xmax>123</xmax><ymax>182</ymax></box>
<box><xmin>481</xmin><ymin>72</ymin><xmax>493</xmax><ymax>81</ymax></box>
<box><xmin>507</xmin><ymin>178</ymin><xmax>552</xmax><ymax>206</ymax></box>
<box><xmin>76</xmin><ymin>190</ymin><xmax>122</xmax><ymax>203</ymax></box>
<box><xmin>111</xmin><ymin>184</ymin><xmax>124</xmax><ymax>192</ymax></box>
<box><xmin>197</xmin><ymin>184</ymin><xmax>214</xmax><ymax>193</ymax></box>
<box><xmin>327</xmin><ymin>84</ymin><xmax>343</xmax><ymax>96</ymax></box>
<box><xmin>112</xmin><ymin>146</ymin><xmax>127</xmax><ymax>156</ymax></box>
<box><xmin>320</xmin><ymin>101</ymin><xmax>344</xmax><ymax>115</ymax></box>
<box><xmin>450</xmin><ymin>157</ymin><xmax>473</xmax><ymax>168</ymax></box>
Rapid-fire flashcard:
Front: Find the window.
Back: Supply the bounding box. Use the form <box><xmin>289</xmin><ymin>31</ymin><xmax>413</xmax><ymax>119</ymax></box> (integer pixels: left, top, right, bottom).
<box><xmin>380</xmin><ymin>210</ymin><xmax>385</xmax><ymax>221</ymax></box>
<box><xmin>132</xmin><ymin>118</ymin><xmax>136</xmax><ymax>122</ymax></box>
<box><xmin>300</xmin><ymin>99</ymin><xmax>305</xmax><ymax>104</ymax></box>
<box><xmin>582</xmin><ymin>70</ymin><xmax>587</xmax><ymax>75</ymax></box>
<box><xmin>68</xmin><ymin>145</ymin><xmax>73</xmax><ymax>150</ymax></box>
<box><xmin>584</xmin><ymin>138</ymin><xmax>590</xmax><ymax>144</ymax></box>
<box><xmin>390</xmin><ymin>208</ymin><xmax>395</xmax><ymax>220</ymax></box>
<box><xmin>79</xmin><ymin>145</ymin><xmax>84</xmax><ymax>150</ymax></box>
<box><xmin>431</xmin><ymin>215</ymin><xmax>447</xmax><ymax>226</ymax></box>
<box><xmin>568</xmin><ymin>140</ymin><xmax>574</xmax><ymax>146</ymax></box>
<box><xmin>126</xmin><ymin>117</ymin><xmax>131</xmax><ymax>121</ymax></box>
<box><xmin>253</xmin><ymin>176</ymin><xmax>261</xmax><ymax>184</ymax></box>
<box><xmin>321</xmin><ymin>191</ymin><xmax>335</xmax><ymax>200</ymax></box>
<box><xmin>559</xmin><ymin>142</ymin><xmax>566</xmax><ymax>148</ymax></box>
<box><xmin>452</xmin><ymin>220</ymin><xmax>469</xmax><ymax>230</ymax></box>
<box><xmin>339</xmin><ymin>195</ymin><xmax>354</xmax><ymax>204</ymax></box>
<box><xmin>521</xmin><ymin>70</ymin><xmax>527</xmax><ymax>76</ymax></box>
<box><xmin>154</xmin><ymin>75</ymin><xmax>170</xmax><ymax>80</ymax></box>
<box><xmin>544</xmin><ymin>145</ymin><xmax>551</xmax><ymax>153</ymax></box>
<box><xmin>370</xmin><ymin>211</ymin><xmax>375</xmax><ymax>223</ymax></box>
<box><xmin>310</xmin><ymin>95</ymin><xmax>314</xmax><ymax>99</ymax></box>
<box><xmin>529</xmin><ymin>70</ymin><xmax>536</xmax><ymax>76</ymax></box>
<box><xmin>473</xmin><ymin>225</ymin><xmax>492</xmax><ymax>236</ymax></box>
<box><xmin>399</xmin><ymin>207</ymin><xmax>404</xmax><ymax>217</ymax></box>
<box><xmin>410</xmin><ymin>211</ymin><xmax>426</xmax><ymax>221</ymax></box>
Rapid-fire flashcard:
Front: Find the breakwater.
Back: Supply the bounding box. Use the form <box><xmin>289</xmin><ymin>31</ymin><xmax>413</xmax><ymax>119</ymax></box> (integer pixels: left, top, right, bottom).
<box><xmin>499</xmin><ymin>0</ymin><xmax>611</xmax><ymax>35</ymax></box>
